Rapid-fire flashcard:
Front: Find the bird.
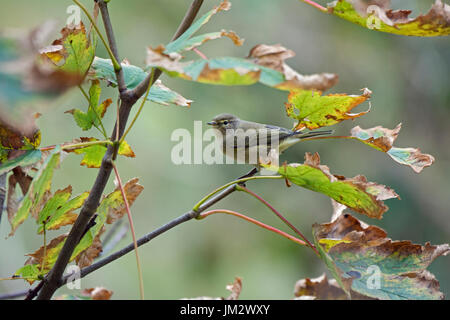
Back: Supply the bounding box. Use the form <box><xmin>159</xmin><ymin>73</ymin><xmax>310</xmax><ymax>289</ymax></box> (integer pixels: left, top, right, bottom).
<box><xmin>207</xmin><ymin>113</ymin><xmax>333</xmax><ymax>165</ymax></box>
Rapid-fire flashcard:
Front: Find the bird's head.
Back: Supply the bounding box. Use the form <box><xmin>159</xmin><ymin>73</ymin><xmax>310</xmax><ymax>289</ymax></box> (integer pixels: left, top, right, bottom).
<box><xmin>207</xmin><ymin>113</ymin><xmax>240</xmax><ymax>133</ymax></box>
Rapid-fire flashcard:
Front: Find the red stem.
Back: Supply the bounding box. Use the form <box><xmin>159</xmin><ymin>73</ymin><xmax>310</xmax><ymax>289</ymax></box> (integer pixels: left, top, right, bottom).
<box><xmin>237</xmin><ymin>185</ymin><xmax>319</xmax><ymax>255</ymax></box>
<box><xmin>198</xmin><ymin>209</ymin><xmax>307</xmax><ymax>247</ymax></box>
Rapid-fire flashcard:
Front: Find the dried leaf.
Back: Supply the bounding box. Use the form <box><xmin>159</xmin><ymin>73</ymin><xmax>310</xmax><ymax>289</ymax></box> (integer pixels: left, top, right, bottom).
<box><xmin>225</xmin><ymin>277</ymin><xmax>242</xmax><ymax>300</ymax></box>
<box><xmin>294</xmin><ymin>273</ymin><xmax>375</xmax><ymax>300</ymax></box>
<box><xmin>285</xmin><ymin>88</ymin><xmax>372</xmax><ymax>130</ymax></box>
<box><xmin>314</xmin><ymin>213</ymin><xmax>450</xmax><ymax>299</ymax></box>
<box><xmin>328</xmin><ymin>0</ymin><xmax>450</xmax><ymax>37</ymax></box>
<box><xmin>24</xmin><ymin>233</ymin><xmax>67</xmax><ymax>272</ymax></box>
<box><xmin>105</xmin><ymin>178</ymin><xmax>144</xmax><ymax>224</ymax></box>
<box><xmin>81</xmin><ymin>287</ymin><xmax>113</xmax><ymax>300</ymax></box>
<box><xmin>146</xmin><ymin>44</ymin><xmax>338</xmax><ymax>92</ymax></box>
<box><xmin>249</xmin><ymin>44</ymin><xmax>338</xmax><ymax>91</ymax></box>
<box><xmin>76</xmin><ymin>227</ymin><xmax>104</xmax><ymax>268</ymax></box>
<box><xmin>350</xmin><ymin>124</ymin><xmax>435</xmax><ymax>173</ymax></box>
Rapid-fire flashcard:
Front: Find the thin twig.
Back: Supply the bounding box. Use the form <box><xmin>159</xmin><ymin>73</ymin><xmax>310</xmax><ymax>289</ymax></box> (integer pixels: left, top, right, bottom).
<box><xmin>299</xmin><ymin>0</ymin><xmax>328</xmax><ymax>12</ymax></box>
<box><xmin>96</xmin><ymin>0</ymin><xmax>127</xmax><ymax>93</ymax></box>
<box><xmin>73</xmin><ymin>0</ymin><xmax>121</xmax><ymax>72</ymax></box>
<box><xmin>197</xmin><ymin>209</ymin><xmax>307</xmax><ymax>247</ymax></box>
<box><xmin>111</xmin><ymin>162</ymin><xmax>145</xmax><ymax>300</ymax></box>
<box><xmin>0</xmin><ymin>289</ymin><xmax>29</xmax><ymax>300</ymax></box>
<box><xmin>237</xmin><ymin>185</ymin><xmax>319</xmax><ymax>255</ymax></box>
<box><xmin>193</xmin><ymin>175</ymin><xmax>283</xmax><ymax>212</ymax></box>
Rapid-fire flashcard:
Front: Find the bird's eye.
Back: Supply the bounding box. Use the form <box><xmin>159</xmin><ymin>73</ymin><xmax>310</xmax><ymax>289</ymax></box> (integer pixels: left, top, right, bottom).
<box><xmin>223</xmin><ymin>120</ymin><xmax>229</xmax><ymax>125</ymax></box>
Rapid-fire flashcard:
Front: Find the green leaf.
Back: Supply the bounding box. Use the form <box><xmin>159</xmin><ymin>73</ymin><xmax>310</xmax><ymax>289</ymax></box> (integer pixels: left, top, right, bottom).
<box><xmin>69</xmin><ymin>138</ymin><xmax>135</xmax><ymax>168</ymax></box>
<box><xmin>265</xmin><ymin>153</ymin><xmax>398</xmax><ymax>219</ymax></box>
<box><xmin>37</xmin><ymin>186</ymin><xmax>72</xmax><ymax>225</ymax></box>
<box><xmin>350</xmin><ymin>124</ymin><xmax>435</xmax><ymax>173</ymax></box>
<box><xmin>14</xmin><ymin>264</ymin><xmax>42</xmax><ymax>284</ymax></box>
<box><xmin>314</xmin><ymin>213</ymin><xmax>450</xmax><ymax>300</ymax></box>
<box><xmin>44</xmin><ymin>22</ymin><xmax>95</xmax><ymax>75</ymax></box>
<box><xmin>328</xmin><ymin>0</ymin><xmax>450</xmax><ymax>37</ymax></box>
<box><xmin>8</xmin><ymin>146</ymin><xmax>62</xmax><ymax>236</ymax></box>
<box><xmin>91</xmin><ymin>58</ymin><xmax>192</xmax><ymax>107</ymax></box>
<box><xmin>65</xmin><ymin>80</ymin><xmax>112</xmax><ymax>131</ymax></box>
<box><xmin>146</xmin><ymin>44</ymin><xmax>338</xmax><ymax>91</ymax></box>
<box><xmin>0</xmin><ymin>149</ymin><xmax>42</xmax><ymax>175</ymax></box>
<box><xmin>285</xmin><ymin>88</ymin><xmax>371</xmax><ymax>130</ymax></box>
<box><xmin>41</xmin><ymin>191</ymin><xmax>88</xmax><ymax>233</ymax></box>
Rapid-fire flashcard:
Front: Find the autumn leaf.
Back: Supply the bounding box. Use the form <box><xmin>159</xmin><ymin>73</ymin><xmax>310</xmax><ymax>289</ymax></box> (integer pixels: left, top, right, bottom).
<box><xmin>37</xmin><ymin>189</ymin><xmax>89</xmax><ymax>233</ymax></box>
<box><xmin>105</xmin><ymin>178</ymin><xmax>144</xmax><ymax>224</ymax></box>
<box><xmin>8</xmin><ymin>146</ymin><xmax>62</xmax><ymax>236</ymax></box>
<box><xmin>294</xmin><ymin>273</ymin><xmax>374</xmax><ymax>300</ymax></box>
<box><xmin>0</xmin><ymin>21</ymin><xmax>83</xmax><ymax>117</ymax></box>
<box><xmin>350</xmin><ymin>124</ymin><xmax>435</xmax><ymax>173</ymax></box>
<box><xmin>146</xmin><ymin>44</ymin><xmax>338</xmax><ymax>91</ymax></box>
<box><xmin>285</xmin><ymin>88</ymin><xmax>371</xmax><ymax>130</ymax></box>
<box><xmin>313</xmin><ymin>213</ymin><xmax>450</xmax><ymax>300</ymax></box>
<box><xmin>55</xmin><ymin>287</ymin><xmax>113</xmax><ymax>300</ymax></box>
<box><xmin>65</xmin><ymin>80</ymin><xmax>112</xmax><ymax>131</ymax></box>
<box><xmin>81</xmin><ymin>287</ymin><xmax>113</xmax><ymax>300</ymax></box>
<box><xmin>0</xmin><ymin>112</ymin><xmax>41</xmax><ymax>163</ymax></box>
<box><xmin>72</xmin><ymin>178</ymin><xmax>143</xmax><ymax>268</ymax></box>
<box><xmin>68</xmin><ymin>137</ymin><xmax>135</xmax><ymax>168</ymax></box>
<box><xmin>76</xmin><ymin>227</ymin><xmax>104</xmax><ymax>268</ymax></box>
<box><xmin>327</xmin><ymin>0</ymin><xmax>450</xmax><ymax>37</ymax></box>
<box><xmin>91</xmin><ymin>57</ymin><xmax>192</xmax><ymax>107</ymax></box>
<box><xmin>265</xmin><ymin>152</ymin><xmax>398</xmax><ymax>219</ymax></box>
<box><xmin>181</xmin><ymin>277</ymin><xmax>242</xmax><ymax>300</ymax></box>
<box><xmin>42</xmin><ymin>21</ymin><xmax>95</xmax><ymax>76</ymax></box>
<box><xmin>22</xmin><ymin>234</ymin><xmax>67</xmax><ymax>275</ymax></box>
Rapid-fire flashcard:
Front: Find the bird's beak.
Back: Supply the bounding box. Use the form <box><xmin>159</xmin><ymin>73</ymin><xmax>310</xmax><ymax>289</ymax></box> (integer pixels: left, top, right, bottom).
<box><xmin>207</xmin><ymin>121</ymin><xmax>217</xmax><ymax>126</ymax></box>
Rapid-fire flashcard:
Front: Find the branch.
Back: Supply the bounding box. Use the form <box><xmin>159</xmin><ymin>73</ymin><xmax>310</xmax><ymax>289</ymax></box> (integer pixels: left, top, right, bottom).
<box><xmin>96</xmin><ymin>0</ymin><xmax>127</xmax><ymax>94</ymax></box>
<box><xmin>63</xmin><ymin>174</ymin><xmax>241</xmax><ymax>285</ymax></box>
<box><xmin>0</xmin><ymin>289</ymin><xmax>28</xmax><ymax>300</ymax></box>
<box><xmin>36</xmin><ymin>0</ymin><xmax>205</xmax><ymax>300</ymax></box>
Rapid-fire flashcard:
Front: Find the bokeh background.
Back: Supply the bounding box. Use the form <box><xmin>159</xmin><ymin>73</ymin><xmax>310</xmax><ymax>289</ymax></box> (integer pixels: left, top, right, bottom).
<box><xmin>0</xmin><ymin>0</ymin><xmax>449</xmax><ymax>299</ymax></box>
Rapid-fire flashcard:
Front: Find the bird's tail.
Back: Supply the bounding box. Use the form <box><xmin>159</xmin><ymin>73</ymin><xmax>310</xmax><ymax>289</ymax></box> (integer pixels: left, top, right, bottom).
<box><xmin>293</xmin><ymin>129</ymin><xmax>334</xmax><ymax>139</ymax></box>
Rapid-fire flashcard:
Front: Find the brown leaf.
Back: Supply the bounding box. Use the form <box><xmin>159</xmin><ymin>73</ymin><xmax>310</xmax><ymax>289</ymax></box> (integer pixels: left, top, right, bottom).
<box><xmin>248</xmin><ymin>44</ymin><xmax>338</xmax><ymax>91</ymax></box>
<box><xmin>76</xmin><ymin>226</ymin><xmax>104</xmax><ymax>268</ymax></box>
<box><xmin>26</xmin><ymin>234</ymin><xmax>67</xmax><ymax>270</ymax></box>
<box><xmin>81</xmin><ymin>287</ymin><xmax>113</xmax><ymax>300</ymax></box>
<box><xmin>294</xmin><ymin>273</ymin><xmax>375</xmax><ymax>300</ymax></box>
<box><xmin>225</xmin><ymin>277</ymin><xmax>242</xmax><ymax>300</ymax></box>
<box><xmin>314</xmin><ymin>213</ymin><xmax>450</xmax><ymax>299</ymax></box>
<box><xmin>106</xmin><ymin>178</ymin><xmax>144</xmax><ymax>224</ymax></box>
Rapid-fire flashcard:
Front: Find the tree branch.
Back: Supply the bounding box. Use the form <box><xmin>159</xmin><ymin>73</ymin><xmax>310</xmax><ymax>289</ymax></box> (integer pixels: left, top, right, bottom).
<box><xmin>35</xmin><ymin>0</ymin><xmax>205</xmax><ymax>300</ymax></box>
<box><xmin>62</xmin><ymin>177</ymin><xmax>240</xmax><ymax>286</ymax></box>
<box><xmin>96</xmin><ymin>0</ymin><xmax>127</xmax><ymax>94</ymax></box>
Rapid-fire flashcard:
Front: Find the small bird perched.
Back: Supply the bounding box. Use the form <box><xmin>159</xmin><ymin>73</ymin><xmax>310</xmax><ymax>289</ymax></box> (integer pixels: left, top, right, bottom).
<box><xmin>207</xmin><ymin>113</ymin><xmax>333</xmax><ymax>165</ymax></box>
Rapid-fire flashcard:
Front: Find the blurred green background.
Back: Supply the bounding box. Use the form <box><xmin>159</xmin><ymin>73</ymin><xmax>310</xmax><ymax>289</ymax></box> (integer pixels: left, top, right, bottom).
<box><xmin>1</xmin><ymin>0</ymin><xmax>449</xmax><ymax>299</ymax></box>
